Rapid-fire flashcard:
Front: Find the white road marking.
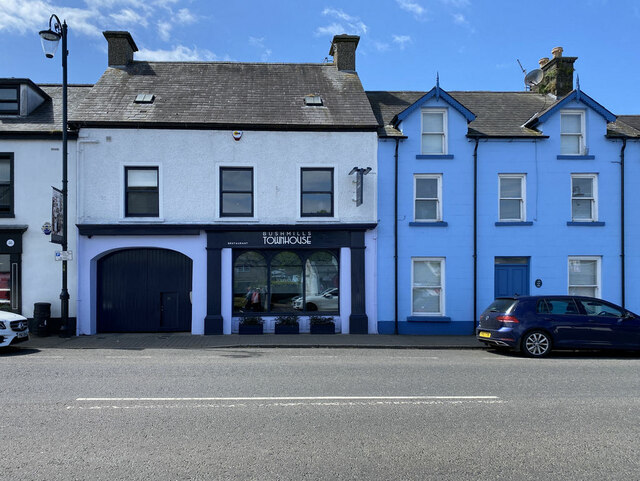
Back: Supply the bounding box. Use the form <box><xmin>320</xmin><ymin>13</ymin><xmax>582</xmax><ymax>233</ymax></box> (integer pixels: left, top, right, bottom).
<box><xmin>105</xmin><ymin>356</ymin><xmax>153</xmax><ymax>359</ymax></box>
<box><xmin>77</xmin><ymin>395</ymin><xmax>498</xmax><ymax>401</ymax></box>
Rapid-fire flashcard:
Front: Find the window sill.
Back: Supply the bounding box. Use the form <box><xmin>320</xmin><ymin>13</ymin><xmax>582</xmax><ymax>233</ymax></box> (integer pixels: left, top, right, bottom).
<box><xmin>557</xmin><ymin>155</ymin><xmax>595</xmax><ymax>160</ymax></box>
<box><xmin>416</xmin><ymin>154</ymin><xmax>454</xmax><ymax>160</ymax></box>
<box><xmin>409</xmin><ymin>221</ymin><xmax>448</xmax><ymax>227</ymax></box>
<box><xmin>407</xmin><ymin>316</ymin><xmax>451</xmax><ymax>323</ymax></box>
<box><xmin>495</xmin><ymin>221</ymin><xmax>533</xmax><ymax>226</ymax></box>
<box><xmin>567</xmin><ymin>221</ymin><xmax>605</xmax><ymax>226</ymax></box>
<box><xmin>0</xmin><ymin>213</ymin><xmax>15</xmax><ymax>218</ymax></box>
<box><xmin>119</xmin><ymin>217</ymin><xmax>165</xmax><ymax>223</ymax></box>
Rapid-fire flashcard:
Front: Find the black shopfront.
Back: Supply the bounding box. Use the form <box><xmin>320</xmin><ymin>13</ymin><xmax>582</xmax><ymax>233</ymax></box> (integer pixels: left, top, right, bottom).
<box><xmin>205</xmin><ymin>224</ymin><xmax>374</xmax><ymax>334</ymax></box>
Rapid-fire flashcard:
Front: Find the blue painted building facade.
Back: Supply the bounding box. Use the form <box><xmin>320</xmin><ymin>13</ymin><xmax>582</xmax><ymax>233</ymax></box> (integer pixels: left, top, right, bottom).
<box><xmin>369</xmin><ymin>50</ymin><xmax>640</xmax><ymax>335</ymax></box>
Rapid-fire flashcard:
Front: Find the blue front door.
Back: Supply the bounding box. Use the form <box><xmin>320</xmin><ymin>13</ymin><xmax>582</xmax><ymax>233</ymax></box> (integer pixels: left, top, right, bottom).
<box><xmin>494</xmin><ymin>260</ymin><xmax>530</xmax><ymax>298</ymax></box>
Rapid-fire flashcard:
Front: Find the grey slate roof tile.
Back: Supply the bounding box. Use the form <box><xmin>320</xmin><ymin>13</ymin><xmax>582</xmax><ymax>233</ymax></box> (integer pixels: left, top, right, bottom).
<box><xmin>71</xmin><ymin>61</ymin><xmax>379</xmax><ymax>129</ymax></box>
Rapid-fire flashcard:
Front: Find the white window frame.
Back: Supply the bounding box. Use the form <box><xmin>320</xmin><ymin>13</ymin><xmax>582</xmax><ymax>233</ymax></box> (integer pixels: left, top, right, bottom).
<box><xmin>414</xmin><ymin>174</ymin><xmax>442</xmax><ymax>222</ymax></box>
<box><xmin>421</xmin><ymin>109</ymin><xmax>447</xmax><ymax>155</ymax></box>
<box><xmin>498</xmin><ymin>174</ymin><xmax>526</xmax><ymax>222</ymax></box>
<box><xmin>411</xmin><ymin>257</ymin><xmax>445</xmax><ymax>316</ymax></box>
<box><xmin>560</xmin><ymin>110</ymin><xmax>586</xmax><ymax>155</ymax></box>
<box><xmin>568</xmin><ymin>256</ymin><xmax>601</xmax><ymax>298</ymax></box>
<box><xmin>571</xmin><ymin>173</ymin><xmax>598</xmax><ymax>222</ymax></box>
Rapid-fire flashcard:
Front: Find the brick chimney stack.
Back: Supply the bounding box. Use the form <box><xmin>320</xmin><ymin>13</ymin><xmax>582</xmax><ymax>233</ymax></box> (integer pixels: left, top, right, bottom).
<box><xmin>532</xmin><ymin>46</ymin><xmax>577</xmax><ymax>97</ymax></box>
<box><xmin>103</xmin><ymin>31</ymin><xmax>138</xmax><ymax>67</ymax></box>
<box><xmin>329</xmin><ymin>35</ymin><xmax>360</xmax><ymax>72</ymax></box>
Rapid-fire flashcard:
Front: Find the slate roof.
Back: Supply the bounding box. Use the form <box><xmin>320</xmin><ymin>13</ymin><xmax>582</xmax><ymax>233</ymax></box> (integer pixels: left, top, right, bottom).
<box><xmin>609</xmin><ymin>115</ymin><xmax>640</xmax><ymax>138</ymax></box>
<box><xmin>71</xmin><ymin>61</ymin><xmax>379</xmax><ymax>130</ymax></box>
<box><xmin>366</xmin><ymin>90</ymin><xmax>556</xmax><ymax>138</ymax></box>
<box><xmin>0</xmin><ymin>84</ymin><xmax>93</xmax><ymax>135</ymax></box>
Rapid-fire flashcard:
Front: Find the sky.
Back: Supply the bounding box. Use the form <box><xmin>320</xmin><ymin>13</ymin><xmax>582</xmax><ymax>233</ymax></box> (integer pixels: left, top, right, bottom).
<box><xmin>2</xmin><ymin>0</ymin><xmax>640</xmax><ymax>114</ymax></box>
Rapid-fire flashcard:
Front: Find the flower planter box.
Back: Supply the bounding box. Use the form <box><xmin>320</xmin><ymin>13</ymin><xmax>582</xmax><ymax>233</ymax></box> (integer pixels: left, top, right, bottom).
<box><xmin>310</xmin><ymin>322</ymin><xmax>335</xmax><ymax>334</ymax></box>
<box><xmin>239</xmin><ymin>323</ymin><xmax>263</xmax><ymax>335</ymax></box>
<box><xmin>275</xmin><ymin>323</ymin><xmax>300</xmax><ymax>334</ymax></box>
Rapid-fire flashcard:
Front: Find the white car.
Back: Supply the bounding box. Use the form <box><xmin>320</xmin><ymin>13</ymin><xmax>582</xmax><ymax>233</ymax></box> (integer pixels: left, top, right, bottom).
<box><xmin>292</xmin><ymin>288</ymin><xmax>339</xmax><ymax>311</ymax></box>
<box><xmin>0</xmin><ymin>312</ymin><xmax>29</xmax><ymax>348</ymax></box>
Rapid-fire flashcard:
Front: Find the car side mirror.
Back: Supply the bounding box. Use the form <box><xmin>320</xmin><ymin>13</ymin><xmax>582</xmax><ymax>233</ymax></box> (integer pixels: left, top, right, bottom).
<box><xmin>624</xmin><ymin>311</ymin><xmax>635</xmax><ymax>319</ymax></box>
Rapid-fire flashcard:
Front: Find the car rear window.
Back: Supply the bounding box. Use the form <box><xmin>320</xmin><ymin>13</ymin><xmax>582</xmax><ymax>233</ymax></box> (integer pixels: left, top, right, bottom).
<box><xmin>485</xmin><ymin>299</ymin><xmax>518</xmax><ymax>314</ymax></box>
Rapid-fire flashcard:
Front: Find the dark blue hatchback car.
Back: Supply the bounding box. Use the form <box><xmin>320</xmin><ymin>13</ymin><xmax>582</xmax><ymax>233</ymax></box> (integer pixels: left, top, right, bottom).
<box><xmin>477</xmin><ymin>296</ymin><xmax>640</xmax><ymax>357</ymax></box>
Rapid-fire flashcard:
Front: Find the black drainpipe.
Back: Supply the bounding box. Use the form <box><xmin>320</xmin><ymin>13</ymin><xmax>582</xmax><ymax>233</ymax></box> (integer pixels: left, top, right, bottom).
<box><xmin>473</xmin><ymin>138</ymin><xmax>479</xmax><ymax>329</ymax></box>
<box><xmin>620</xmin><ymin>137</ymin><xmax>627</xmax><ymax>309</ymax></box>
<box><xmin>394</xmin><ymin>137</ymin><xmax>400</xmax><ymax>335</ymax></box>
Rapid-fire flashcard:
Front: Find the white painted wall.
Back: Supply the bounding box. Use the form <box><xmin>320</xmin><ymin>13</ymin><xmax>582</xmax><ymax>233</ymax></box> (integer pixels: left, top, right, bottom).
<box><xmin>77</xmin><ymin>129</ymin><xmax>378</xmax><ymax>224</ymax></box>
<box><xmin>1</xmin><ymin>138</ymin><xmax>78</xmax><ymax>318</ymax></box>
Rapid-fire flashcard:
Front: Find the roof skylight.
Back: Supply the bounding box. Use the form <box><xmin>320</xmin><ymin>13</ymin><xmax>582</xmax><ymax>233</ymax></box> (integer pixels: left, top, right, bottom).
<box><xmin>134</xmin><ymin>94</ymin><xmax>155</xmax><ymax>104</ymax></box>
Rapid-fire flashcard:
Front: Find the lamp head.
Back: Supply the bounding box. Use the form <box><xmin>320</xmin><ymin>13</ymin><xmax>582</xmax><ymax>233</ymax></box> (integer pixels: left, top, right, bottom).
<box><xmin>39</xmin><ymin>15</ymin><xmax>62</xmax><ymax>59</ymax></box>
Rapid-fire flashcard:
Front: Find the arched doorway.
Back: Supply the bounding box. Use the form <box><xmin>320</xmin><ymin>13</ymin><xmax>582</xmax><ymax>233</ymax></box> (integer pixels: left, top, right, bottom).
<box><xmin>97</xmin><ymin>248</ymin><xmax>192</xmax><ymax>332</ymax></box>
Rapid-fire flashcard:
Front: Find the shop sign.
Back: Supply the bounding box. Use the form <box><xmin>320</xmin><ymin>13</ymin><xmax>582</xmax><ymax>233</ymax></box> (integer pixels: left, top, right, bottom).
<box><xmin>262</xmin><ymin>231</ymin><xmax>312</xmax><ymax>246</ymax></box>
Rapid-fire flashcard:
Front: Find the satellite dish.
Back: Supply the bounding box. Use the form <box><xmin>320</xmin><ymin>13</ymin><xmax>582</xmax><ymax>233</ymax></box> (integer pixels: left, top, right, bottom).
<box><xmin>525</xmin><ymin>69</ymin><xmax>544</xmax><ymax>87</ymax></box>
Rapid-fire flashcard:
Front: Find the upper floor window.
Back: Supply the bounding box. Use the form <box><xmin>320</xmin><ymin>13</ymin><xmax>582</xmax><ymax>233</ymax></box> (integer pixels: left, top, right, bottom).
<box><xmin>220</xmin><ymin>167</ymin><xmax>253</xmax><ymax>217</ymax></box>
<box><xmin>125</xmin><ymin>167</ymin><xmax>159</xmax><ymax>217</ymax></box>
<box><xmin>568</xmin><ymin>256</ymin><xmax>600</xmax><ymax>298</ymax></box>
<box><xmin>499</xmin><ymin>174</ymin><xmax>525</xmax><ymax>222</ymax></box>
<box><xmin>560</xmin><ymin>111</ymin><xmax>585</xmax><ymax>155</ymax></box>
<box><xmin>0</xmin><ymin>154</ymin><xmax>13</xmax><ymax>217</ymax></box>
<box><xmin>0</xmin><ymin>86</ymin><xmax>19</xmax><ymax>115</ymax></box>
<box><xmin>421</xmin><ymin>109</ymin><xmax>447</xmax><ymax>155</ymax></box>
<box><xmin>414</xmin><ymin>174</ymin><xmax>441</xmax><ymax>222</ymax></box>
<box><xmin>301</xmin><ymin>168</ymin><xmax>333</xmax><ymax>217</ymax></box>
<box><xmin>571</xmin><ymin>174</ymin><xmax>597</xmax><ymax>221</ymax></box>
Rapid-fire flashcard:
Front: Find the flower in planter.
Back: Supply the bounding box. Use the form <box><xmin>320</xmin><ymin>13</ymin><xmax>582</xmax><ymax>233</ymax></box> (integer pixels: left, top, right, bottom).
<box><xmin>275</xmin><ymin>315</ymin><xmax>299</xmax><ymax>326</ymax></box>
<box><xmin>309</xmin><ymin>316</ymin><xmax>334</xmax><ymax>325</ymax></box>
<box><xmin>241</xmin><ymin>316</ymin><xmax>263</xmax><ymax>326</ymax></box>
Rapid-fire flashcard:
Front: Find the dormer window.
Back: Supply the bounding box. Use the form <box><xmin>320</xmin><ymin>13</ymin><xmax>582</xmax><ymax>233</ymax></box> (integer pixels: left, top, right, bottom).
<box><xmin>0</xmin><ymin>86</ymin><xmax>19</xmax><ymax>115</ymax></box>
<box><xmin>421</xmin><ymin>109</ymin><xmax>447</xmax><ymax>155</ymax></box>
<box><xmin>560</xmin><ymin>111</ymin><xmax>585</xmax><ymax>155</ymax></box>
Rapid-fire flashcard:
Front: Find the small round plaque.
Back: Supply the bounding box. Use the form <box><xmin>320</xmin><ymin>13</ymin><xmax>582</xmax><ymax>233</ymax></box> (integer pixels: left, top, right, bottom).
<box><xmin>6</xmin><ymin>239</ymin><xmax>14</xmax><ymax>247</ymax></box>
<box><xmin>535</xmin><ymin>279</ymin><xmax>542</xmax><ymax>288</ymax></box>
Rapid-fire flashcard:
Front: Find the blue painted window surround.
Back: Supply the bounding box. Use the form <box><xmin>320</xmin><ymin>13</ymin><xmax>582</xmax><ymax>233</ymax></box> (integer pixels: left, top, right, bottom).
<box><xmin>416</xmin><ymin>154</ymin><xmax>454</xmax><ymax>160</ymax></box>
<box><xmin>495</xmin><ymin>222</ymin><xmax>533</xmax><ymax>226</ymax></box>
<box><xmin>567</xmin><ymin>221</ymin><xmax>605</xmax><ymax>226</ymax></box>
<box><xmin>409</xmin><ymin>221</ymin><xmax>448</xmax><ymax>227</ymax></box>
<box><xmin>557</xmin><ymin>155</ymin><xmax>595</xmax><ymax>160</ymax></box>
<box><xmin>407</xmin><ymin>316</ymin><xmax>452</xmax><ymax>323</ymax></box>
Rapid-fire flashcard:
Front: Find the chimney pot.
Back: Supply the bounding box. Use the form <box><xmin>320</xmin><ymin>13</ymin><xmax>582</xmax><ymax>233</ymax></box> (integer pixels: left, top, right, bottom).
<box><xmin>329</xmin><ymin>34</ymin><xmax>360</xmax><ymax>72</ymax></box>
<box><xmin>103</xmin><ymin>31</ymin><xmax>138</xmax><ymax>67</ymax></box>
<box><xmin>539</xmin><ymin>57</ymin><xmax>550</xmax><ymax>68</ymax></box>
<box><xmin>551</xmin><ymin>46</ymin><xmax>563</xmax><ymax>59</ymax></box>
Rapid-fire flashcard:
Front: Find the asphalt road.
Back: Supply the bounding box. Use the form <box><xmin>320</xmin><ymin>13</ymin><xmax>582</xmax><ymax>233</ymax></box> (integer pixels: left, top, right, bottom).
<box><xmin>2</xmin><ymin>347</ymin><xmax>640</xmax><ymax>480</ymax></box>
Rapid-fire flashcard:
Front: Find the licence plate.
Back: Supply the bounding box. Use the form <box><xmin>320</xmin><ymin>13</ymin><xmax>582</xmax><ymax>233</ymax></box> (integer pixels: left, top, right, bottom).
<box><xmin>478</xmin><ymin>331</ymin><xmax>491</xmax><ymax>339</ymax></box>
<box><xmin>17</xmin><ymin>331</ymin><xmax>28</xmax><ymax>338</ymax></box>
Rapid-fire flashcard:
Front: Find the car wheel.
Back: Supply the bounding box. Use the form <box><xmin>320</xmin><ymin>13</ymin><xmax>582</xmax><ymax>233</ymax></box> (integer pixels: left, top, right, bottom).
<box><xmin>521</xmin><ymin>331</ymin><xmax>552</xmax><ymax>358</ymax></box>
<box><xmin>306</xmin><ymin>302</ymin><xmax>318</xmax><ymax>311</ymax></box>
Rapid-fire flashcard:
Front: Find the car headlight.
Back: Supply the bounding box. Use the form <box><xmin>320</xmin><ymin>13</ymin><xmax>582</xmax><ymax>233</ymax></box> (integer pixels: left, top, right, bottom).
<box><xmin>0</xmin><ymin>321</ymin><xmax>5</xmax><ymax>329</ymax></box>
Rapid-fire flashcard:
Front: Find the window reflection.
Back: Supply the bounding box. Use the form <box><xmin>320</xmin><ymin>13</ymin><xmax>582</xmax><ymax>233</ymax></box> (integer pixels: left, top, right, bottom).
<box><xmin>233</xmin><ymin>251</ymin><xmax>267</xmax><ymax>312</ymax></box>
<box><xmin>269</xmin><ymin>252</ymin><xmax>302</xmax><ymax>312</ymax></box>
<box><xmin>302</xmin><ymin>251</ymin><xmax>339</xmax><ymax>312</ymax></box>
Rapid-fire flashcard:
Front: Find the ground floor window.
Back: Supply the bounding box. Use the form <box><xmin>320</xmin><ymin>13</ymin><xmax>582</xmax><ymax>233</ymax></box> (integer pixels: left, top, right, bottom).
<box><xmin>0</xmin><ymin>253</ymin><xmax>19</xmax><ymax>312</ymax></box>
<box><xmin>568</xmin><ymin>256</ymin><xmax>600</xmax><ymax>298</ymax></box>
<box><xmin>233</xmin><ymin>249</ymin><xmax>339</xmax><ymax>315</ymax></box>
<box><xmin>412</xmin><ymin>257</ymin><xmax>444</xmax><ymax>315</ymax></box>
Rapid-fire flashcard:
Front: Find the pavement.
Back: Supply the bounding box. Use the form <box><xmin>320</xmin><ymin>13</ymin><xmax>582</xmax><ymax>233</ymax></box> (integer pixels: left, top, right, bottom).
<box><xmin>17</xmin><ymin>332</ymin><xmax>485</xmax><ymax>350</ymax></box>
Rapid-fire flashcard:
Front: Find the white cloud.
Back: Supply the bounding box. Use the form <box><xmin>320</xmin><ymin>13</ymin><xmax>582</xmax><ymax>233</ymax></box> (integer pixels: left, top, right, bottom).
<box><xmin>396</xmin><ymin>0</ymin><xmax>427</xmax><ymax>18</ymax></box>
<box><xmin>452</xmin><ymin>13</ymin><xmax>467</xmax><ymax>24</ymax></box>
<box><xmin>374</xmin><ymin>41</ymin><xmax>390</xmax><ymax>52</ymax></box>
<box><xmin>249</xmin><ymin>36</ymin><xmax>272</xmax><ymax>62</ymax></box>
<box><xmin>439</xmin><ymin>0</ymin><xmax>470</xmax><ymax>6</ymax></box>
<box><xmin>392</xmin><ymin>34</ymin><xmax>411</xmax><ymax>49</ymax></box>
<box><xmin>176</xmin><ymin>8</ymin><xmax>196</xmax><ymax>24</ymax></box>
<box><xmin>137</xmin><ymin>45</ymin><xmax>221</xmax><ymax>61</ymax></box>
<box><xmin>157</xmin><ymin>20</ymin><xmax>172</xmax><ymax>41</ymax></box>
<box><xmin>317</xmin><ymin>8</ymin><xmax>367</xmax><ymax>36</ymax></box>
<box><xmin>110</xmin><ymin>8</ymin><xmax>148</xmax><ymax>27</ymax></box>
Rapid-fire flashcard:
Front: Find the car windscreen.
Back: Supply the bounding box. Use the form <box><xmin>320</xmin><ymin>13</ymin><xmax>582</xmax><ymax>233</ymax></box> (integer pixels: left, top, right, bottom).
<box><xmin>484</xmin><ymin>299</ymin><xmax>518</xmax><ymax>314</ymax></box>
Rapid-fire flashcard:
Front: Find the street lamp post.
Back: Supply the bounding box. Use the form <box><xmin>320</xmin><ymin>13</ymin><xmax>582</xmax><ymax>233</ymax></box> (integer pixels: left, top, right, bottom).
<box><xmin>40</xmin><ymin>15</ymin><xmax>70</xmax><ymax>337</ymax></box>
